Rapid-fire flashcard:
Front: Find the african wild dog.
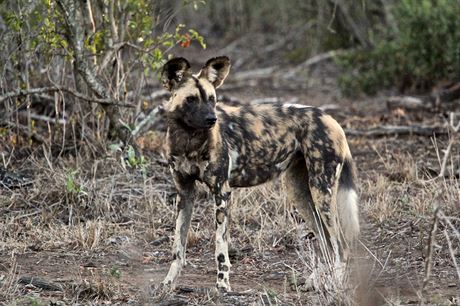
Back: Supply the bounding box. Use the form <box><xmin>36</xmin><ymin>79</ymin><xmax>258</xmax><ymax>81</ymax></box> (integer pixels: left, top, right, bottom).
<box><xmin>159</xmin><ymin>56</ymin><xmax>359</xmax><ymax>291</ymax></box>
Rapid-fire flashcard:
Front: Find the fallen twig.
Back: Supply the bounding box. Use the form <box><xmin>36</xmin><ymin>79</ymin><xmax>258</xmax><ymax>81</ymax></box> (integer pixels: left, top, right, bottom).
<box><xmin>345</xmin><ymin>125</ymin><xmax>446</xmax><ymax>137</ymax></box>
<box><xmin>18</xmin><ymin>276</ymin><xmax>63</xmax><ymax>291</ymax></box>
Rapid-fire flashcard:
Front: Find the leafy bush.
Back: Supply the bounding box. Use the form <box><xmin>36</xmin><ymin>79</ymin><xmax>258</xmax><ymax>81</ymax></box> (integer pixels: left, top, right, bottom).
<box><xmin>338</xmin><ymin>0</ymin><xmax>460</xmax><ymax>95</ymax></box>
<box><xmin>0</xmin><ymin>0</ymin><xmax>206</xmax><ymax>147</ymax></box>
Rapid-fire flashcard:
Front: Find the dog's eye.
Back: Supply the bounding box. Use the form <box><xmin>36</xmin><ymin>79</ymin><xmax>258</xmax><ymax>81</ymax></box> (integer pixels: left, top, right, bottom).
<box><xmin>209</xmin><ymin>96</ymin><xmax>216</xmax><ymax>104</ymax></box>
<box><xmin>186</xmin><ymin>96</ymin><xmax>197</xmax><ymax>104</ymax></box>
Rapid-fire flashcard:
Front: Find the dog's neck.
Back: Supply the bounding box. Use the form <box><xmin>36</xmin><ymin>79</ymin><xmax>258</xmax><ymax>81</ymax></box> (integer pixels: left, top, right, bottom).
<box><xmin>166</xmin><ymin>119</ymin><xmax>213</xmax><ymax>159</ymax></box>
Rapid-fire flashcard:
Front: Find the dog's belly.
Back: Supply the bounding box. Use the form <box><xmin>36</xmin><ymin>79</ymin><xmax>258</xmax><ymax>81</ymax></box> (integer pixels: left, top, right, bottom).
<box><xmin>228</xmin><ymin>149</ymin><xmax>301</xmax><ymax>187</ymax></box>
<box><xmin>229</xmin><ymin>166</ymin><xmax>283</xmax><ymax>187</ymax></box>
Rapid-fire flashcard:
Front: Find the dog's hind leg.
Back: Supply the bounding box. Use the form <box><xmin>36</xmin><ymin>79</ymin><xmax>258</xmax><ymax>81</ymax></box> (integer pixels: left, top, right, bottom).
<box><xmin>162</xmin><ymin>176</ymin><xmax>196</xmax><ymax>288</ymax></box>
<box><xmin>306</xmin><ymin>157</ymin><xmax>345</xmax><ymax>271</ymax></box>
<box><xmin>301</xmin><ymin>113</ymin><xmax>357</xmax><ymax>272</ymax></box>
<box><xmin>285</xmin><ymin>154</ymin><xmax>319</xmax><ymax>234</ymax></box>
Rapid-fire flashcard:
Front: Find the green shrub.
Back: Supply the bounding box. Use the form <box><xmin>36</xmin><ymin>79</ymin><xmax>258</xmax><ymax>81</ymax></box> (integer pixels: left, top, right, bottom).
<box><xmin>338</xmin><ymin>0</ymin><xmax>460</xmax><ymax>95</ymax></box>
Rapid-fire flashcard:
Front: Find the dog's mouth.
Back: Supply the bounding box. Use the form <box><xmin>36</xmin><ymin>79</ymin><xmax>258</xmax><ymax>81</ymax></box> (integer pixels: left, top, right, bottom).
<box><xmin>179</xmin><ymin>118</ymin><xmax>216</xmax><ymax>130</ymax></box>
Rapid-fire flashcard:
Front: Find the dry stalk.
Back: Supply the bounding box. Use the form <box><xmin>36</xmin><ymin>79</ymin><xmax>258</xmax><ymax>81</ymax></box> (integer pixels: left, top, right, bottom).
<box><xmin>438</xmin><ymin>112</ymin><xmax>460</xmax><ymax>178</ymax></box>
<box><xmin>442</xmin><ymin>228</ymin><xmax>460</xmax><ymax>281</ymax></box>
<box><xmin>421</xmin><ymin>206</ymin><xmax>440</xmax><ymax>295</ymax></box>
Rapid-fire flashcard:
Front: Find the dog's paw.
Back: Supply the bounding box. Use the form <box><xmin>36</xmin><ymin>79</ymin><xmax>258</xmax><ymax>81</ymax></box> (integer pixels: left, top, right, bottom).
<box><xmin>209</xmin><ymin>286</ymin><xmax>228</xmax><ymax>298</ymax></box>
<box><xmin>214</xmin><ymin>283</ymin><xmax>231</xmax><ymax>294</ymax></box>
<box><xmin>150</xmin><ymin>281</ymin><xmax>174</xmax><ymax>298</ymax></box>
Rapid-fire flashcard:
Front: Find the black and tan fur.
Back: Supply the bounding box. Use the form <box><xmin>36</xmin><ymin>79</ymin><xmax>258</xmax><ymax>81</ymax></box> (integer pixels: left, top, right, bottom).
<box><xmin>159</xmin><ymin>56</ymin><xmax>359</xmax><ymax>291</ymax></box>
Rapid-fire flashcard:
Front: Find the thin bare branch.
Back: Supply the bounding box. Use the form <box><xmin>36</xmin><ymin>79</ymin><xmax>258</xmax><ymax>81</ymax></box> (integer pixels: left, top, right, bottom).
<box><xmin>131</xmin><ymin>106</ymin><xmax>162</xmax><ymax>137</ymax></box>
<box><xmin>0</xmin><ymin>87</ymin><xmax>135</xmax><ymax>108</ymax></box>
<box><xmin>3</xmin><ymin>121</ymin><xmax>46</xmax><ymax>143</ymax></box>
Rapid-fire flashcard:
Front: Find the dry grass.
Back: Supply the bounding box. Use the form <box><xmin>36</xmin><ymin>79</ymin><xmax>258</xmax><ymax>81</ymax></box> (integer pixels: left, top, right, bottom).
<box><xmin>1</xmin><ymin>131</ymin><xmax>459</xmax><ymax>305</ymax></box>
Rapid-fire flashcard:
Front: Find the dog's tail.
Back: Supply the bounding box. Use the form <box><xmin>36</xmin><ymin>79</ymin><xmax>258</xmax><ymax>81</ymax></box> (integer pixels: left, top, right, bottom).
<box><xmin>337</xmin><ymin>155</ymin><xmax>360</xmax><ymax>247</ymax></box>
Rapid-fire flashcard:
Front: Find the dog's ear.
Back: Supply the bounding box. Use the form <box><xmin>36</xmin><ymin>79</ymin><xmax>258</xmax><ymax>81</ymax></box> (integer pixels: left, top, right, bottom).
<box><xmin>161</xmin><ymin>57</ymin><xmax>191</xmax><ymax>91</ymax></box>
<box><xmin>198</xmin><ymin>56</ymin><xmax>231</xmax><ymax>88</ymax></box>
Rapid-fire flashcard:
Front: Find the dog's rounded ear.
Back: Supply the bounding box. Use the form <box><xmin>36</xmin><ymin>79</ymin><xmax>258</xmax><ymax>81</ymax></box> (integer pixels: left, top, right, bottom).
<box><xmin>161</xmin><ymin>57</ymin><xmax>191</xmax><ymax>91</ymax></box>
<box><xmin>198</xmin><ymin>56</ymin><xmax>231</xmax><ymax>88</ymax></box>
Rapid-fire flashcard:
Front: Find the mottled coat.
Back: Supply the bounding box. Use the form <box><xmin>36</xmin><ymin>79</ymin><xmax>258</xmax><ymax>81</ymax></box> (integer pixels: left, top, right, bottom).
<box><xmin>159</xmin><ymin>56</ymin><xmax>359</xmax><ymax>292</ymax></box>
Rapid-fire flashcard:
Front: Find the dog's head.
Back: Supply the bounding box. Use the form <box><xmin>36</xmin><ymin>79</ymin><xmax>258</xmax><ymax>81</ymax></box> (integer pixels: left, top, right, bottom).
<box><xmin>161</xmin><ymin>56</ymin><xmax>230</xmax><ymax>130</ymax></box>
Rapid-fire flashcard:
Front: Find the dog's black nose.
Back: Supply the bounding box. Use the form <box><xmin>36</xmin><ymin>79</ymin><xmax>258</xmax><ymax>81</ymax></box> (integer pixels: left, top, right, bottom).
<box><xmin>205</xmin><ymin>115</ymin><xmax>217</xmax><ymax>126</ymax></box>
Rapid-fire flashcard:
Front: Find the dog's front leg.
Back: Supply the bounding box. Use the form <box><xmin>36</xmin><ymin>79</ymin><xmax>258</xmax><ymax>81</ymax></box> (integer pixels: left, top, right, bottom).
<box><xmin>214</xmin><ymin>183</ymin><xmax>232</xmax><ymax>291</ymax></box>
<box><xmin>162</xmin><ymin>177</ymin><xmax>196</xmax><ymax>288</ymax></box>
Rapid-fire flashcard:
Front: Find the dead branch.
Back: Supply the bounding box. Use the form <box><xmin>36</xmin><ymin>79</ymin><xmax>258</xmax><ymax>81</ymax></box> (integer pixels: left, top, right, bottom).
<box><xmin>386</xmin><ymin>96</ymin><xmax>431</xmax><ymax>111</ymax></box>
<box><xmin>19</xmin><ymin>112</ymin><xmax>67</xmax><ymax>125</ymax></box>
<box><xmin>387</xmin><ymin>82</ymin><xmax>460</xmax><ymax>111</ymax></box>
<box><xmin>4</xmin><ymin>121</ymin><xmax>46</xmax><ymax>143</ymax></box>
<box><xmin>18</xmin><ymin>276</ymin><xmax>62</xmax><ymax>291</ymax></box>
<box><xmin>345</xmin><ymin>125</ymin><xmax>446</xmax><ymax>137</ymax></box>
<box><xmin>0</xmin><ymin>86</ymin><xmax>134</xmax><ymax>107</ymax></box>
<box><xmin>433</xmin><ymin>82</ymin><xmax>460</xmax><ymax>104</ymax></box>
<box><xmin>131</xmin><ymin>106</ymin><xmax>162</xmax><ymax>137</ymax></box>
<box><xmin>284</xmin><ymin>49</ymin><xmax>348</xmax><ymax>79</ymax></box>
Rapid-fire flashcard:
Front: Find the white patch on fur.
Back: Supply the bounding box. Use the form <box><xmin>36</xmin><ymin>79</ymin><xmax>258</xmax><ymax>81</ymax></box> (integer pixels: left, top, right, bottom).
<box><xmin>282</xmin><ymin>103</ymin><xmax>310</xmax><ymax>109</ymax></box>
<box><xmin>229</xmin><ymin>150</ymin><xmax>239</xmax><ymax>172</ymax></box>
<box><xmin>294</xmin><ymin>139</ymin><xmax>300</xmax><ymax>150</ymax></box>
<box><xmin>336</xmin><ymin>163</ymin><xmax>342</xmax><ymax>177</ymax></box>
<box><xmin>276</xmin><ymin>145</ymin><xmax>299</xmax><ymax>171</ymax></box>
<box><xmin>276</xmin><ymin>156</ymin><xmax>293</xmax><ymax>171</ymax></box>
<box><xmin>337</xmin><ymin>188</ymin><xmax>360</xmax><ymax>245</ymax></box>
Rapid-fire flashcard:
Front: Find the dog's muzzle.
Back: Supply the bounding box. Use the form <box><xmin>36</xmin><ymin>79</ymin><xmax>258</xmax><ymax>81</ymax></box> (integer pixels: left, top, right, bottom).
<box><xmin>205</xmin><ymin>115</ymin><xmax>217</xmax><ymax>127</ymax></box>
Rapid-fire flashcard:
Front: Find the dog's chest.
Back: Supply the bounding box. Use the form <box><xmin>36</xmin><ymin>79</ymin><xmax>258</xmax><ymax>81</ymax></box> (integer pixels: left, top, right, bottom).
<box><xmin>170</xmin><ymin>154</ymin><xmax>210</xmax><ymax>180</ymax></box>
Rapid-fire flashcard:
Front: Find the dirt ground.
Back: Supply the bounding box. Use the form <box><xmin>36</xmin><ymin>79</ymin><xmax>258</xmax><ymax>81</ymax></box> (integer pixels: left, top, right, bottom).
<box><xmin>1</xmin><ymin>60</ymin><xmax>459</xmax><ymax>305</ymax></box>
